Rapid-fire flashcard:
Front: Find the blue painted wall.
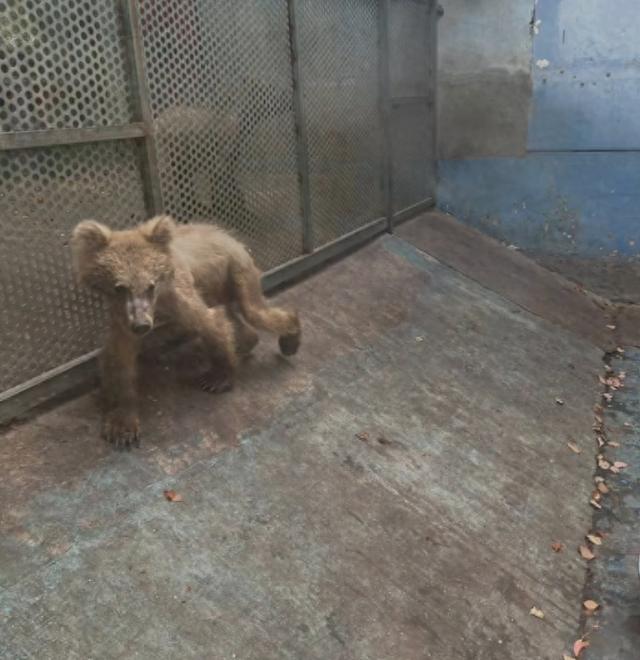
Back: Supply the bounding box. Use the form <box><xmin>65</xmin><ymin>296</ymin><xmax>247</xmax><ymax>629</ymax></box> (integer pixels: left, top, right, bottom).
<box><xmin>438</xmin><ymin>0</ymin><xmax>640</xmax><ymax>258</ymax></box>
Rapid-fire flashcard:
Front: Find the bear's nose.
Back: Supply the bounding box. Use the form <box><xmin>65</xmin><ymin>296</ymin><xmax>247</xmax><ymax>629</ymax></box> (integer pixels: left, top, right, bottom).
<box><xmin>132</xmin><ymin>321</ymin><xmax>152</xmax><ymax>336</ymax></box>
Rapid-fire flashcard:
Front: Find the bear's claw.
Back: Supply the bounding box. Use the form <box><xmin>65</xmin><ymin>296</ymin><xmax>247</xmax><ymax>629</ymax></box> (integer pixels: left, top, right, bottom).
<box><xmin>102</xmin><ymin>412</ymin><xmax>141</xmax><ymax>450</ymax></box>
<box><xmin>200</xmin><ymin>371</ymin><xmax>234</xmax><ymax>394</ymax></box>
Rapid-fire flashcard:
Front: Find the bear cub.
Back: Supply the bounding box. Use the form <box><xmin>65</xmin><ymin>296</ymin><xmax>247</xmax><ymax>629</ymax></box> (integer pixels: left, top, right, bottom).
<box><xmin>72</xmin><ymin>215</ymin><xmax>301</xmax><ymax>448</ymax></box>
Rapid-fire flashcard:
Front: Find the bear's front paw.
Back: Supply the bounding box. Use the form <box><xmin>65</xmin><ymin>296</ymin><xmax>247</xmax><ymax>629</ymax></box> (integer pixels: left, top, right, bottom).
<box><xmin>102</xmin><ymin>411</ymin><xmax>141</xmax><ymax>449</ymax></box>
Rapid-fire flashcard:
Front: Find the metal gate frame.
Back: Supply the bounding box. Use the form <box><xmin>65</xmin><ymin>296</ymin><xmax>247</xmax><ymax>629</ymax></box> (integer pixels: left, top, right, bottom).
<box><xmin>0</xmin><ymin>0</ymin><xmax>441</xmax><ymax>423</ymax></box>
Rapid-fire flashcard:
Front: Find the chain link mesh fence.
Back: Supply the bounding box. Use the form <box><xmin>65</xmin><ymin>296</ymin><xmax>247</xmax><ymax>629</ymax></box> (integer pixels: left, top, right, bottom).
<box><xmin>0</xmin><ymin>0</ymin><xmax>437</xmax><ymax>399</ymax></box>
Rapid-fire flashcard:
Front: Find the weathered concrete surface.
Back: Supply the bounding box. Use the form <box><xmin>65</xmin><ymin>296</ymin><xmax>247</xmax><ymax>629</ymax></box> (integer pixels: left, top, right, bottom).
<box><xmin>438</xmin><ymin>0</ymin><xmax>533</xmax><ymax>159</ymax></box>
<box><xmin>439</xmin><ymin>70</ymin><xmax>532</xmax><ymax>160</ymax></box>
<box><xmin>582</xmin><ymin>349</ymin><xmax>640</xmax><ymax>660</ymax></box>
<box><xmin>396</xmin><ymin>211</ymin><xmax>617</xmax><ymax>351</ymax></box>
<box><xmin>438</xmin><ymin>0</ymin><xmax>640</xmax><ymax>262</ymax></box>
<box><xmin>614</xmin><ymin>304</ymin><xmax>640</xmax><ymax>350</ymax></box>
<box><xmin>530</xmin><ymin>0</ymin><xmax>640</xmax><ymax>152</ymax></box>
<box><xmin>533</xmin><ymin>254</ymin><xmax>640</xmax><ymax>305</ymax></box>
<box><xmin>1</xmin><ymin>219</ymin><xmax>604</xmax><ymax>659</ymax></box>
<box><xmin>438</xmin><ymin>152</ymin><xmax>640</xmax><ymax>259</ymax></box>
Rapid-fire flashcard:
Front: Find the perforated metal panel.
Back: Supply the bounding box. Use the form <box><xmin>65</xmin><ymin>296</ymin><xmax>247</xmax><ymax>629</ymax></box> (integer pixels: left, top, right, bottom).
<box><xmin>0</xmin><ymin>0</ymin><xmax>134</xmax><ymax>132</ymax></box>
<box><xmin>0</xmin><ymin>0</ymin><xmax>438</xmax><ymax>407</ymax></box>
<box><xmin>0</xmin><ymin>142</ymin><xmax>147</xmax><ymax>392</ymax></box>
<box><xmin>296</xmin><ymin>0</ymin><xmax>384</xmax><ymax>246</ymax></box>
<box><xmin>138</xmin><ymin>0</ymin><xmax>303</xmax><ymax>270</ymax></box>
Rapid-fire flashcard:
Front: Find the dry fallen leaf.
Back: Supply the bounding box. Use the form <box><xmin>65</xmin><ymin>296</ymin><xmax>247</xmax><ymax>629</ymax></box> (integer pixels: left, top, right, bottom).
<box><xmin>556</xmin><ymin>398</ymin><xmax>565</xmax><ymax>405</ymax></box>
<box><xmin>603</xmin><ymin>392</ymin><xmax>613</xmax><ymax>402</ymax></box>
<box><xmin>573</xmin><ymin>639</ymin><xmax>590</xmax><ymax>657</ymax></box>
<box><xmin>586</xmin><ymin>533</ymin><xmax>603</xmax><ymax>546</ymax></box>
<box><xmin>355</xmin><ymin>431</ymin><xmax>370</xmax><ymax>442</ymax></box>
<box><xmin>529</xmin><ymin>606</ymin><xmax>545</xmax><ymax>620</ymax></box>
<box><xmin>596</xmin><ymin>436</ymin><xmax>605</xmax><ymax>448</ymax></box>
<box><xmin>579</xmin><ymin>545</ymin><xmax>595</xmax><ymax>560</ymax></box>
<box><xmin>624</xmin><ymin>421</ymin><xmax>632</xmax><ymax>428</ymax></box>
<box><xmin>551</xmin><ymin>542</ymin><xmax>565</xmax><ymax>553</ymax></box>
<box><xmin>594</xmin><ymin>475</ymin><xmax>604</xmax><ymax>483</ymax></box>
<box><xmin>563</xmin><ymin>655</ymin><xmax>576</xmax><ymax>660</ymax></box>
<box><xmin>594</xmin><ymin>403</ymin><xmax>604</xmax><ymax>414</ymax></box>
<box><xmin>591</xmin><ymin>490</ymin><xmax>602</xmax><ymax>502</ymax></box>
<box><xmin>608</xmin><ymin>441</ymin><xmax>620</xmax><ymax>448</ymax></box>
<box><xmin>613</xmin><ymin>461</ymin><xmax>628</xmax><ymax>470</ymax></box>
<box><xmin>598</xmin><ymin>458</ymin><xmax>611</xmax><ymax>470</ymax></box>
<box><xmin>583</xmin><ymin>599</ymin><xmax>599</xmax><ymax>612</ymax></box>
<box><xmin>567</xmin><ymin>442</ymin><xmax>581</xmax><ymax>454</ymax></box>
<box><xmin>590</xmin><ymin>499</ymin><xmax>602</xmax><ymax>510</ymax></box>
<box><xmin>606</xmin><ymin>324</ymin><xmax>616</xmax><ymax>330</ymax></box>
<box><xmin>163</xmin><ymin>489</ymin><xmax>183</xmax><ymax>502</ymax></box>
<box><xmin>415</xmin><ymin>336</ymin><xmax>424</xmax><ymax>343</ymax></box>
<box><xmin>616</xmin><ymin>346</ymin><xmax>625</xmax><ymax>354</ymax></box>
<box><xmin>594</xmin><ymin>414</ymin><xmax>604</xmax><ymax>425</ymax></box>
<box><xmin>597</xmin><ymin>482</ymin><xmax>610</xmax><ymax>495</ymax></box>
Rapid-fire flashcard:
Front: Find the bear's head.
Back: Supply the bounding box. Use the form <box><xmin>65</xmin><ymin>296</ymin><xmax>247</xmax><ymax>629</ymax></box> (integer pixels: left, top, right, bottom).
<box><xmin>71</xmin><ymin>215</ymin><xmax>176</xmax><ymax>336</ymax></box>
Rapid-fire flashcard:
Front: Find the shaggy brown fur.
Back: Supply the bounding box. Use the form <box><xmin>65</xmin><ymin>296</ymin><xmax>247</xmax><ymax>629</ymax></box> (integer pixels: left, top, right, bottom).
<box><xmin>72</xmin><ymin>215</ymin><xmax>301</xmax><ymax>448</ymax></box>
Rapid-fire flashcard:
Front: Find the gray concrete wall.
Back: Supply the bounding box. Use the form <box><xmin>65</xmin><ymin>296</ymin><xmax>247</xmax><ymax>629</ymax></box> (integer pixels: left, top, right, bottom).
<box><xmin>437</xmin><ymin>0</ymin><xmax>640</xmax><ymax>277</ymax></box>
<box><xmin>438</xmin><ymin>0</ymin><xmax>534</xmax><ymax>159</ymax></box>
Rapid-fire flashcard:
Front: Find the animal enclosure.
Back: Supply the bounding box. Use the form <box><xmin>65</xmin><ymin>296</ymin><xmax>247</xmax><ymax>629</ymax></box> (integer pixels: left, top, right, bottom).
<box><xmin>0</xmin><ymin>0</ymin><xmax>437</xmax><ymax>410</ymax></box>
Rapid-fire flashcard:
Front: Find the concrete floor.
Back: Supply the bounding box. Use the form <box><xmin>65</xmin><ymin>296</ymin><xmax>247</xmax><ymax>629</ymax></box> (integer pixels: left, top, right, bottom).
<box><xmin>0</xmin><ymin>213</ymin><xmax>626</xmax><ymax>659</ymax></box>
<box><xmin>583</xmin><ymin>348</ymin><xmax>640</xmax><ymax>660</ymax></box>
<box><xmin>533</xmin><ymin>254</ymin><xmax>640</xmax><ymax>305</ymax></box>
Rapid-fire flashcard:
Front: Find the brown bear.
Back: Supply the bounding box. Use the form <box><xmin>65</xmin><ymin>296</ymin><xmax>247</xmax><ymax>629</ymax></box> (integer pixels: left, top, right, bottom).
<box><xmin>71</xmin><ymin>215</ymin><xmax>301</xmax><ymax>448</ymax></box>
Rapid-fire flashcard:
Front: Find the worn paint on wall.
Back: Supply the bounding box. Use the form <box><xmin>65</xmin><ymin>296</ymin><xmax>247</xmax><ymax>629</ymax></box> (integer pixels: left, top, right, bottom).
<box><xmin>439</xmin><ymin>153</ymin><xmax>640</xmax><ymax>257</ymax></box>
<box><xmin>438</xmin><ymin>0</ymin><xmax>640</xmax><ymax>258</ymax></box>
<box><xmin>437</xmin><ymin>0</ymin><xmax>534</xmax><ymax>159</ymax></box>
<box><xmin>530</xmin><ymin>0</ymin><xmax>640</xmax><ymax>150</ymax></box>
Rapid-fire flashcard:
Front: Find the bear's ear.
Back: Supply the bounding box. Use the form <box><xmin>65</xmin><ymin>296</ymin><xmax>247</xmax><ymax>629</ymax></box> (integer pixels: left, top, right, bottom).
<box><xmin>71</xmin><ymin>220</ymin><xmax>112</xmax><ymax>286</ymax></box>
<box><xmin>72</xmin><ymin>220</ymin><xmax>111</xmax><ymax>254</ymax></box>
<box><xmin>141</xmin><ymin>215</ymin><xmax>175</xmax><ymax>248</ymax></box>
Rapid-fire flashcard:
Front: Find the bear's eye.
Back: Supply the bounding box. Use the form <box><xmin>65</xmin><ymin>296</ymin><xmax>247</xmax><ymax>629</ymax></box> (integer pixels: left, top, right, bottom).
<box><xmin>147</xmin><ymin>283</ymin><xmax>156</xmax><ymax>295</ymax></box>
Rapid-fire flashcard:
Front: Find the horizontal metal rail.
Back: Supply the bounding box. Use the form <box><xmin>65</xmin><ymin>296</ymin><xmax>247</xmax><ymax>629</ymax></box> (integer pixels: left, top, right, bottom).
<box><xmin>0</xmin><ymin>123</ymin><xmax>147</xmax><ymax>151</ymax></box>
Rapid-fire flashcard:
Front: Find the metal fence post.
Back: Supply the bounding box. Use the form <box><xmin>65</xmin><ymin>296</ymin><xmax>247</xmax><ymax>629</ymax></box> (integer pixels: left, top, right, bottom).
<box><xmin>286</xmin><ymin>0</ymin><xmax>314</xmax><ymax>254</ymax></box>
<box><xmin>378</xmin><ymin>0</ymin><xmax>394</xmax><ymax>233</ymax></box>
<box><xmin>429</xmin><ymin>2</ymin><xmax>443</xmax><ymax>201</ymax></box>
<box><xmin>121</xmin><ymin>0</ymin><xmax>164</xmax><ymax>216</ymax></box>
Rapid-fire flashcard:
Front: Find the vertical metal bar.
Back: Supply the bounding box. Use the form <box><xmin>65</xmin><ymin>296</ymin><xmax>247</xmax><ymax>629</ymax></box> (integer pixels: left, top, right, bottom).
<box><xmin>120</xmin><ymin>0</ymin><xmax>164</xmax><ymax>216</ymax></box>
<box><xmin>378</xmin><ymin>0</ymin><xmax>394</xmax><ymax>233</ymax></box>
<box><xmin>426</xmin><ymin>1</ymin><xmax>443</xmax><ymax>202</ymax></box>
<box><xmin>287</xmin><ymin>0</ymin><xmax>314</xmax><ymax>254</ymax></box>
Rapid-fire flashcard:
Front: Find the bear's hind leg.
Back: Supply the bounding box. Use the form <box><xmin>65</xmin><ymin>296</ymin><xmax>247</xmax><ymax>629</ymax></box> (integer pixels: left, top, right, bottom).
<box><xmin>169</xmin><ymin>290</ymin><xmax>238</xmax><ymax>393</ymax></box>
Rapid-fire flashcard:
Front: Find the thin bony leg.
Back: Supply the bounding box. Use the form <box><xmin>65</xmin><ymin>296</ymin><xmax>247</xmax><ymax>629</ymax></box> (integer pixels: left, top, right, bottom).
<box><xmin>100</xmin><ymin>324</ymin><xmax>140</xmax><ymax>448</ymax></box>
<box><xmin>171</xmin><ymin>290</ymin><xmax>238</xmax><ymax>393</ymax></box>
<box><xmin>228</xmin><ymin>305</ymin><xmax>259</xmax><ymax>356</ymax></box>
<box><xmin>233</xmin><ymin>265</ymin><xmax>301</xmax><ymax>355</ymax></box>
